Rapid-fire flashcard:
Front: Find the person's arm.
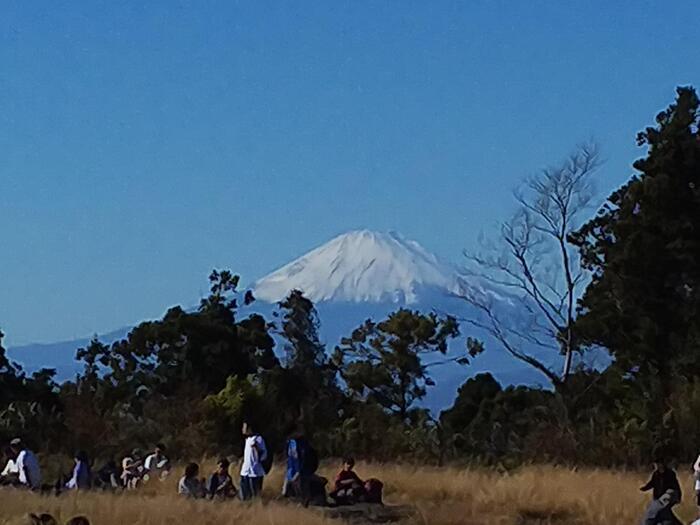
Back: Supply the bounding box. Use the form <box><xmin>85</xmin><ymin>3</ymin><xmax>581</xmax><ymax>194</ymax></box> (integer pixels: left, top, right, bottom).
<box><xmin>1</xmin><ymin>460</ymin><xmax>13</xmax><ymax>477</ymax></box>
<box><xmin>640</xmin><ymin>473</ymin><xmax>655</xmax><ymax>491</ymax></box>
<box><xmin>65</xmin><ymin>464</ymin><xmax>78</xmax><ymax>489</ymax></box>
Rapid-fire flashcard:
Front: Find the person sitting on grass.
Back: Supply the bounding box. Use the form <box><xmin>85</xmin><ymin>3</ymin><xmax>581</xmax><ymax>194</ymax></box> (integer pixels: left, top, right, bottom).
<box><xmin>207</xmin><ymin>458</ymin><xmax>237</xmax><ymax>500</ymax></box>
<box><xmin>178</xmin><ymin>462</ymin><xmax>205</xmax><ymax>499</ymax></box>
<box><xmin>329</xmin><ymin>457</ymin><xmax>366</xmax><ymax>505</ymax></box>
<box><xmin>120</xmin><ymin>449</ymin><xmax>144</xmax><ymax>489</ymax></box>
<box><xmin>640</xmin><ymin>488</ymin><xmax>682</xmax><ymax>525</ymax></box>
<box><xmin>640</xmin><ymin>456</ymin><xmax>682</xmax><ymax>501</ymax></box>
<box><xmin>143</xmin><ymin>443</ymin><xmax>171</xmax><ymax>481</ymax></box>
<box><xmin>93</xmin><ymin>458</ymin><xmax>120</xmax><ymax>490</ymax></box>
<box><xmin>64</xmin><ymin>450</ymin><xmax>91</xmax><ymax>491</ymax></box>
<box><xmin>10</xmin><ymin>438</ymin><xmax>42</xmax><ymax>491</ymax></box>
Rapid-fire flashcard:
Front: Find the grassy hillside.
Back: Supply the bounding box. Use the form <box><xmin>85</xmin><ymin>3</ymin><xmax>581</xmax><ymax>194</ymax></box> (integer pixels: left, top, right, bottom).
<box><xmin>1</xmin><ymin>462</ymin><xmax>698</xmax><ymax>524</ymax></box>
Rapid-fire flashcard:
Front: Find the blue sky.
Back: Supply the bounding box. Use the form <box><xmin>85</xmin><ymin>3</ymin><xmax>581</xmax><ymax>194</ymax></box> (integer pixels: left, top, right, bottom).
<box><xmin>2</xmin><ymin>1</ymin><xmax>699</xmax><ymax>346</ymax></box>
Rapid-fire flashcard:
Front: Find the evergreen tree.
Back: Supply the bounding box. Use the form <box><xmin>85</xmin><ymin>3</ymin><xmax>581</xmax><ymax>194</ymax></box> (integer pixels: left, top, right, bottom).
<box><xmin>274</xmin><ymin>290</ymin><xmax>342</xmax><ymax>443</ymax></box>
<box><xmin>334</xmin><ymin>309</ymin><xmax>466</xmax><ymax>420</ymax></box>
<box><xmin>571</xmin><ymin>87</ymin><xmax>700</xmax><ymax>445</ymax></box>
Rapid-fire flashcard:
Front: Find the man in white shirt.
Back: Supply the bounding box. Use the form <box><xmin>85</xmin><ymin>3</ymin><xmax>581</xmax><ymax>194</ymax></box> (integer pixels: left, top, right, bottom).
<box><xmin>239</xmin><ymin>422</ymin><xmax>267</xmax><ymax>500</ymax></box>
<box><xmin>144</xmin><ymin>443</ymin><xmax>171</xmax><ymax>480</ymax></box>
<box><xmin>10</xmin><ymin>438</ymin><xmax>41</xmax><ymax>490</ymax></box>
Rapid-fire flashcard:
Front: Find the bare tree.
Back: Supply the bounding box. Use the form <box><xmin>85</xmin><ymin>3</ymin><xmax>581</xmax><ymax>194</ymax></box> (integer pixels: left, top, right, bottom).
<box><xmin>459</xmin><ymin>144</ymin><xmax>601</xmax><ymax>386</ymax></box>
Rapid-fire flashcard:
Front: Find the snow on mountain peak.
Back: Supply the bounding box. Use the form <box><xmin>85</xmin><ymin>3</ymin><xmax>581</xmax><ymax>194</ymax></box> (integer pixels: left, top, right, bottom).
<box><xmin>253</xmin><ymin>230</ymin><xmax>462</xmax><ymax>304</ymax></box>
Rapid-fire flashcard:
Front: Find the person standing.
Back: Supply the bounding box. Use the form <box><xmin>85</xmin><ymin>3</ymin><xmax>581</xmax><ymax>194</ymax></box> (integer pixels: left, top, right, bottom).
<box><xmin>239</xmin><ymin>421</ymin><xmax>267</xmax><ymax>501</ymax></box>
<box><xmin>9</xmin><ymin>438</ymin><xmax>41</xmax><ymax>490</ymax></box>
<box><xmin>640</xmin><ymin>456</ymin><xmax>681</xmax><ymax>501</ymax></box>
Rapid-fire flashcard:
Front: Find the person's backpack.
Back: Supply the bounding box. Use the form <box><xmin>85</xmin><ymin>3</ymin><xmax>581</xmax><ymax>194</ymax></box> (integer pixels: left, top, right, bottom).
<box><xmin>364</xmin><ymin>478</ymin><xmax>384</xmax><ymax>504</ymax></box>
<box><xmin>259</xmin><ymin>436</ymin><xmax>273</xmax><ymax>474</ymax></box>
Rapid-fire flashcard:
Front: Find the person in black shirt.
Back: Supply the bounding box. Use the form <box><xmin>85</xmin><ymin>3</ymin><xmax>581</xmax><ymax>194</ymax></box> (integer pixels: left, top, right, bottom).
<box><xmin>640</xmin><ymin>457</ymin><xmax>682</xmax><ymax>502</ymax></box>
<box><xmin>207</xmin><ymin>458</ymin><xmax>237</xmax><ymax>500</ymax></box>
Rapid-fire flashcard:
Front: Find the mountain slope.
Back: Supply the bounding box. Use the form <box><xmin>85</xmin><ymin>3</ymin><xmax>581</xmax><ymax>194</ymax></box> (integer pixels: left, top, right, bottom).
<box><xmin>254</xmin><ymin>230</ymin><xmax>463</xmax><ymax>304</ymax></box>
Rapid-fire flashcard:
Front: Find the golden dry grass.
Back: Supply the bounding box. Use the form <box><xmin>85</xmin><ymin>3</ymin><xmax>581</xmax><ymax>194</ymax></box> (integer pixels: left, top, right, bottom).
<box><xmin>1</xmin><ymin>462</ymin><xmax>698</xmax><ymax>524</ymax></box>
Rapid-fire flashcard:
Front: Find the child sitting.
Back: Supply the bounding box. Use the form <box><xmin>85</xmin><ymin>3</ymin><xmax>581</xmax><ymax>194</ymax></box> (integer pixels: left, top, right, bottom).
<box><xmin>329</xmin><ymin>457</ymin><xmax>366</xmax><ymax>505</ymax></box>
<box><xmin>178</xmin><ymin>462</ymin><xmax>205</xmax><ymax>499</ymax></box>
<box><xmin>207</xmin><ymin>458</ymin><xmax>237</xmax><ymax>500</ymax></box>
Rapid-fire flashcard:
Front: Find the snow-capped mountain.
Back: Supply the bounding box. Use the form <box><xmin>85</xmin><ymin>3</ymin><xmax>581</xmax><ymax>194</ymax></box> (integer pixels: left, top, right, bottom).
<box><xmin>253</xmin><ymin>230</ymin><xmax>463</xmax><ymax>304</ymax></box>
<box><xmin>8</xmin><ymin>229</ymin><xmax>553</xmax><ymax>410</ymax></box>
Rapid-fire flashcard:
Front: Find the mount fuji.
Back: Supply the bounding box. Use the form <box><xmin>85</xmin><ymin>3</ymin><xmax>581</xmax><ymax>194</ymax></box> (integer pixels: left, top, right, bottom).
<box><xmin>8</xmin><ymin>230</ymin><xmax>551</xmax><ymax>410</ymax></box>
<box><xmin>253</xmin><ymin>230</ymin><xmax>464</xmax><ymax>304</ymax></box>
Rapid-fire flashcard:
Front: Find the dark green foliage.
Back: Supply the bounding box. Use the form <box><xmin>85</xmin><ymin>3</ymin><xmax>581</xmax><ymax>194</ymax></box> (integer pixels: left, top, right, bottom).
<box><xmin>441</xmin><ymin>373</ymin><xmax>501</xmax><ymax>435</ymax></box>
<box><xmin>570</xmin><ymin>87</ymin><xmax>700</xmax><ymax>452</ymax></box>
<box><xmin>333</xmin><ymin>309</ymin><xmax>462</xmax><ymax>419</ymax></box>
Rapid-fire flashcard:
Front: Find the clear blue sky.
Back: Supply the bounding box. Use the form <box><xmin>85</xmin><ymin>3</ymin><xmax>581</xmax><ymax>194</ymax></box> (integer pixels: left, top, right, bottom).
<box><xmin>2</xmin><ymin>1</ymin><xmax>699</xmax><ymax>346</ymax></box>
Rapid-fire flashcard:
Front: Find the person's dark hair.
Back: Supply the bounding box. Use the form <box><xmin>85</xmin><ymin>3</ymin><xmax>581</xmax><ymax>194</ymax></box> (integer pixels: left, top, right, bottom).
<box><xmin>184</xmin><ymin>462</ymin><xmax>199</xmax><ymax>479</ymax></box>
<box><xmin>65</xmin><ymin>517</ymin><xmax>90</xmax><ymax>525</ymax></box>
<box><xmin>36</xmin><ymin>514</ymin><xmax>58</xmax><ymax>525</ymax></box>
<box><xmin>217</xmin><ymin>457</ymin><xmax>230</xmax><ymax>470</ymax></box>
<box><xmin>343</xmin><ymin>457</ymin><xmax>355</xmax><ymax>467</ymax></box>
<box><xmin>156</xmin><ymin>443</ymin><xmax>166</xmax><ymax>452</ymax></box>
<box><xmin>75</xmin><ymin>450</ymin><xmax>89</xmax><ymax>463</ymax></box>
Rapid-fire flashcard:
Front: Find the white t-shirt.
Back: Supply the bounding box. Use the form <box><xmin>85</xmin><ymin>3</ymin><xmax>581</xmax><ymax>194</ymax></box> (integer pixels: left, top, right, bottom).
<box><xmin>144</xmin><ymin>453</ymin><xmax>169</xmax><ymax>471</ymax></box>
<box><xmin>694</xmin><ymin>454</ymin><xmax>700</xmax><ymax>491</ymax></box>
<box><xmin>1</xmin><ymin>458</ymin><xmax>18</xmax><ymax>477</ymax></box>
<box><xmin>16</xmin><ymin>449</ymin><xmax>41</xmax><ymax>489</ymax></box>
<box><xmin>240</xmin><ymin>435</ymin><xmax>267</xmax><ymax>478</ymax></box>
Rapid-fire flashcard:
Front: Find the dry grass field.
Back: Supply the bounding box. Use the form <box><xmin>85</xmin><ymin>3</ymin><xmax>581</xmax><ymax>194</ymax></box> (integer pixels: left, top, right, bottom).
<box><xmin>1</xmin><ymin>462</ymin><xmax>698</xmax><ymax>524</ymax></box>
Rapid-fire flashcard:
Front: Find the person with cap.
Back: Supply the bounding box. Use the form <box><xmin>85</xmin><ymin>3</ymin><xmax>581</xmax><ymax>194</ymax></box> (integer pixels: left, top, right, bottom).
<box><xmin>640</xmin><ymin>488</ymin><xmax>682</xmax><ymax>525</ymax></box>
<box><xmin>9</xmin><ymin>438</ymin><xmax>41</xmax><ymax>490</ymax></box>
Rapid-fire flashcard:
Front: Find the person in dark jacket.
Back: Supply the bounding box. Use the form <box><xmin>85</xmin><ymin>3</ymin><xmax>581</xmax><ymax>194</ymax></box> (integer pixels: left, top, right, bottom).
<box><xmin>640</xmin><ymin>458</ymin><xmax>682</xmax><ymax>501</ymax></box>
<box><xmin>207</xmin><ymin>458</ymin><xmax>237</xmax><ymax>500</ymax></box>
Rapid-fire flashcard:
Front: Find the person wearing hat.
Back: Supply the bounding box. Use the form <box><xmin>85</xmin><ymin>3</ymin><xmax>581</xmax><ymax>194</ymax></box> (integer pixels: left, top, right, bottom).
<box><xmin>9</xmin><ymin>438</ymin><xmax>41</xmax><ymax>490</ymax></box>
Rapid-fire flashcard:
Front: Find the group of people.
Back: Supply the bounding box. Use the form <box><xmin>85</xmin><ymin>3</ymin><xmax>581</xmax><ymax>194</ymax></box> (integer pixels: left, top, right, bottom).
<box><xmin>0</xmin><ymin>422</ymin><xmax>384</xmax><ymax>508</ymax></box>
<box><xmin>639</xmin><ymin>455</ymin><xmax>700</xmax><ymax>525</ymax></box>
<box><xmin>175</xmin><ymin>422</ymin><xmax>383</xmax><ymax>506</ymax></box>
